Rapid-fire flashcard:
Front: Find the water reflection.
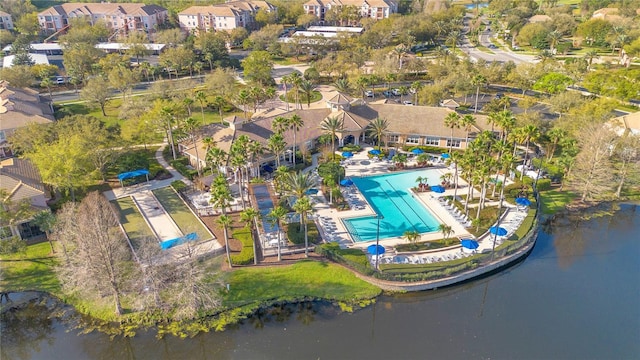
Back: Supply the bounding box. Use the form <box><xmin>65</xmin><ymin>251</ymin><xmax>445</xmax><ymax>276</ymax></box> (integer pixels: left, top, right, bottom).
<box><xmin>1</xmin><ymin>204</ymin><xmax>639</xmax><ymax>359</ymax></box>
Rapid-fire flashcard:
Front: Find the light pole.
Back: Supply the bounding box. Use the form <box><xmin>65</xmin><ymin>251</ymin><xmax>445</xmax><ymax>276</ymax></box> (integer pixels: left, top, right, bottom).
<box><xmin>375</xmin><ymin>214</ymin><xmax>383</xmax><ymax>270</ymax></box>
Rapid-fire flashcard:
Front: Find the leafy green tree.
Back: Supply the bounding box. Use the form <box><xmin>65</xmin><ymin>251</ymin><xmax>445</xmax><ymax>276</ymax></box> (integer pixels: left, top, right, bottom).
<box><xmin>109</xmin><ymin>66</ymin><xmax>139</xmax><ymax>101</ymax></box>
<box><xmin>31</xmin><ymin>211</ymin><xmax>56</xmax><ymax>254</ymax></box>
<box><xmin>533</xmin><ymin>72</ymin><xmax>572</xmax><ymax>95</ymax></box>
<box><xmin>576</xmin><ymin>18</ymin><xmax>612</xmax><ymax>47</ymax></box>
<box><xmin>242</xmin><ymin>50</ymin><xmax>274</xmax><ymax>86</ymax></box>
<box><xmin>81</xmin><ymin>77</ymin><xmax>111</xmax><ymax>116</ymax></box>
<box><xmin>196</xmin><ymin>31</ymin><xmax>229</xmax><ymax>69</ymax></box>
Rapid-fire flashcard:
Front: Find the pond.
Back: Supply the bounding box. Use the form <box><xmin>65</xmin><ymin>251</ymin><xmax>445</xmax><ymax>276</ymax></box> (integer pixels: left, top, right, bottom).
<box><xmin>2</xmin><ymin>204</ymin><xmax>639</xmax><ymax>359</ymax></box>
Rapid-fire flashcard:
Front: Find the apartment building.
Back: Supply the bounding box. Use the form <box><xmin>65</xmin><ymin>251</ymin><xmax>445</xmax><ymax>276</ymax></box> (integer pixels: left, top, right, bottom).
<box><xmin>303</xmin><ymin>0</ymin><xmax>398</xmax><ymax>23</ymax></box>
<box><xmin>178</xmin><ymin>0</ymin><xmax>276</xmax><ymax>33</ymax></box>
<box><xmin>0</xmin><ymin>11</ymin><xmax>14</xmax><ymax>30</ymax></box>
<box><xmin>37</xmin><ymin>3</ymin><xmax>168</xmax><ymax>38</ymax></box>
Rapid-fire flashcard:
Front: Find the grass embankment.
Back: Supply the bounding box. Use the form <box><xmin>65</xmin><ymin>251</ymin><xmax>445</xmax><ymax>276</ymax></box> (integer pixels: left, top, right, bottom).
<box><xmin>152</xmin><ymin>187</ymin><xmax>212</xmax><ymax>241</ymax></box>
<box><xmin>223</xmin><ymin>260</ymin><xmax>381</xmax><ymax>308</ymax></box>
<box><xmin>540</xmin><ymin>190</ymin><xmax>576</xmax><ymax>215</ymax></box>
<box><xmin>0</xmin><ymin>242</ymin><xmax>60</xmax><ymax>294</ymax></box>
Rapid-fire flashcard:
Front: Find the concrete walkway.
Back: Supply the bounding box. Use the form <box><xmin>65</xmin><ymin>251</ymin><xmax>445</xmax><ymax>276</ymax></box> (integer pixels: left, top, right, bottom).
<box><xmin>131</xmin><ymin>190</ymin><xmax>182</xmax><ymax>241</ymax></box>
<box><xmin>104</xmin><ymin>143</ymin><xmax>191</xmax><ymax>201</ymax></box>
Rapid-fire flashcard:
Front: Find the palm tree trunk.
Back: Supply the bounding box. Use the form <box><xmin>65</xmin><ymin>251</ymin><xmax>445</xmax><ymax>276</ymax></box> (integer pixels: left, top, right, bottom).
<box><xmin>277</xmin><ymin>222</ymin><xmax>282</xmax><ymax>261</ymax></box>
<box><xmin>303</xmin><ymin>212</ymin><xmax>309</xmax><ymax>258</ymax></box>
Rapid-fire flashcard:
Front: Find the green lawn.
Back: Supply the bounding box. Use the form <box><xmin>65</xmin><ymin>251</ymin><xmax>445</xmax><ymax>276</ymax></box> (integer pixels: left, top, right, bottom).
<box><xmin>0</xmin><ymin>242</ymin><xmax>60</xmax><ymax>294</ymax></box>
<box><xmin>111</xmin><ymin>198</ymin><xmax>155</xmax><ymax>246</ymax></box>
<box><xmin>152</xmin><ymin>187</ymin><xmax>212</xmax><ymax>241</ymax></box>
<box><xmin>223</xmin><ymin>260</ymin><xmax>381</xmax><ymax>307</ymax></box>
<box><xmin>540</xmin><ymin>190</ymin><xmax>576</xmax><ymax>215</ymax></box>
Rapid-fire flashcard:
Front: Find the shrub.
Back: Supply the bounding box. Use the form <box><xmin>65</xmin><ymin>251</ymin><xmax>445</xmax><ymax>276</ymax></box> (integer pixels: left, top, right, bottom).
<box><xmin>341</xmin><ymin>144</ymin><xmax>362</xmax><ymax>153</ymax></box>
<box><xmin>171</xmin><ymin>180</ymin><xmax>187</xmax><ymax>193</ymax></box>
<box><xmin>230</xmin><ymin>228</ymin><xmax>254</xmax><ymax>265</ymax></box>
<box><xmin>170</xmin><ymin>157</ymin><xmax>198</xmax><ymax>180</ymax></box>
<box><xmin>536</xmin><ymin>178</ymin><xmax>552</xmax><ymax>191</ymax></box>
<box><xmin>316</xmin><ymin>243</ymin><xmax>373</xmax><ymax>275</ymax></box>
<box><xmin>286</xmin><ymin>221</ymin><xmax>320</xmax><ymax>245</ymax></box>
<box><xmin>0</xmin><ymin>236</ymin><xmax>27</xmax><ymax>255</ymax></box>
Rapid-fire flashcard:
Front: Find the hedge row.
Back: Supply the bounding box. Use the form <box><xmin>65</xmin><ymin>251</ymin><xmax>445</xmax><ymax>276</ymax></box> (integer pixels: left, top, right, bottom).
<box><xmin>316</xmin><ymin>243</ymin><xmax>374</xmax><ymax>275</ymax></box>
<box><xmin>286</xmin><ymin>221</ymin><xmax>320</xmax><ymax>245</ymax></box>
<box><xmin>231</xmin><ymin>228</ymin><xmax>254</xmax><ymax>265</ymax></box>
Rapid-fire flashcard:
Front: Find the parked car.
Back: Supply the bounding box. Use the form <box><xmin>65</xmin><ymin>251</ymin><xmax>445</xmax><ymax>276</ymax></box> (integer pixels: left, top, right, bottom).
<box><xmin>365</xmin><ymin>90</ymin><xmax>374</xmax><ymax>97</ymax></box>
<box><xmin>488</xmin><ymin>44</ymin><xmax>498</xmax><ymax>49</ymax></box>
<box><xmin>403</xmin><ymin>101</ymin><xmax>413</xmax><ymax>106</ymax></box>
<box><xmin>54</xmin><ymin>76</ymin><xmax>66</xmax><ymax>84</ymax></box>
<box><xmin>392</xmin><ymin>88</ymin><xmax>401</xmax><ymax>96</ymax></box>
<box><xmin>495</xmin><ymin>93</ymin><xmax>505</xmax><ymax>99</ymax></box>
<box><xmin>382</xmin><ymin>90</ymin><xmax>392</xmax><ymax>97</ymax></box>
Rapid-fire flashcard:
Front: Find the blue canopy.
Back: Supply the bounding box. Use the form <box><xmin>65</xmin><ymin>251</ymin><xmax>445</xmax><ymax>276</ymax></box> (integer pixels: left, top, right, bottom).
<box><xmin>305</xmin><ymin>188</ymin><xmax>319</xmax><ymax>195</ymax></box>
<box><xmin>367</xmin><ymin>244</ymin><xmax>385</xmax><ymax>255</ymax></box>
<box><xmin>340</xmin><ymin>179</ymin><xmax>353</xmax><ymax>186</ymax></box>
<box><xmin>490</xmin><ymin>226</ymin><xmax>508</xmax><ymax>236</ymax></box>
<box><xmin>342</xmin><ymin>151</ymin><xmax>353</xmax><ymax>158</ymax></box>
<box><xmin>516</xmin><ymin>197</ymin><xmax>531</xmax><ymax>206</ymax></box>
<box><xmin>460</xmin><ymin>239</ymin><xmax>479</xmax><ymax>249</ymax></box>
<box><xmin>441</xmin><ymin>153</ymin><xmax>450</xmax><ymax>159</ymax></box>
<box><xmin>160</xmin><ymin>232</ymin><xmax>198</xmax><ymax>250</ymax></box>
<box><xmin>117</xmin><ymin>169</ymin><xmax>149</xmax><ymax>181</ymax></box>
<box><xmin>431</xmin><ymin>185</ymin><xmax>445</xmax><ymax>193</ymax></box>
<box><xmin>369</xmin><ymin>149</ymin><xmax>381</xmax><ymax>155</ymax></box>
<box><xmin>411</xmin><ymin>148</ymin><xmax>424</xmax><ymax>154</ymax></box>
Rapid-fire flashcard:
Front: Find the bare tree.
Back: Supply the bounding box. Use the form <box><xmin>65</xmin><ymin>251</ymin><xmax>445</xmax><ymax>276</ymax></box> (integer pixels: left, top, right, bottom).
<box><xmin>612</xmin><ymin>134</ymin><xmax>640</xmax><ymax>198</ymax></box>
<box><xmin>568</xmin><ymin>125</ymin><xmax>616</xmax><ymax>202</ymax></box>
<box><xmin>54</xmin><ymin>192</ymin><xmax>132</xmax><ymax>315</ymax></box>
<box><xmin>165</xmin><ymin>241</ymin><xmax>223</xmax><ymax>321</ymax></box>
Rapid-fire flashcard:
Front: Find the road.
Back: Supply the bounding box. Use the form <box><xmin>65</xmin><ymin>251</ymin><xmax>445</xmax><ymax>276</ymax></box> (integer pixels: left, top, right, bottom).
<box><xmin>459</xmin><ymin>15</ymin><xmax>536</xmax><ymax>64</ymax></box>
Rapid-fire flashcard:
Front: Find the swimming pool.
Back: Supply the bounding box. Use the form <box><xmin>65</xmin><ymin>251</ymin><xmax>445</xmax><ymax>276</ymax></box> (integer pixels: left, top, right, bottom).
<box><xmin>342</xmin><ymin>170</ymin><xmax>441</xmax><ymax>242</ymax></box>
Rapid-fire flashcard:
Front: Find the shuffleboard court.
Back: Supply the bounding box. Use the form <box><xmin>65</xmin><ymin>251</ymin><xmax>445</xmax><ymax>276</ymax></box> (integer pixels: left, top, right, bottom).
<box><xmin>131</xmin><ymin>191</ymin><xmax>183</xmax><ymax>242</ymax></box>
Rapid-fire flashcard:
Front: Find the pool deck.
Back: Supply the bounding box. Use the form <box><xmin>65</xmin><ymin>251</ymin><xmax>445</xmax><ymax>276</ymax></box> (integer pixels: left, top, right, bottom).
<box><xmin>312</xmin><ymin>147</ymin><xmax>475</xmax><ymax>250</ymax></box>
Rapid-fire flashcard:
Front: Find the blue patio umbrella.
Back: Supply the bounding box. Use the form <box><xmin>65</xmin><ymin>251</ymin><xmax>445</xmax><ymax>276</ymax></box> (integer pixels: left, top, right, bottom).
<box><xmin>342</xmin><ymin>151</ymin><xmax>353</xmax><ymax>158</ymax></box>
<box><xmin>369</xmin><ymin>149</ymin><xmax>381</xmax><ymax>155</ymax></box>
<box><xmin>490</xmin><ymin>226</ymin><xmax>508</xmax><ymax>236</ymax></box>
<box><xmin>411</xmin><ymin>148</ymin><xmax>424</xmax><ymax>154</ymax></box>
<box><xmin>460</xmin><ymin>239</ymin><xmax>479</xmax><ymax>250</ymax></box>
<box><xmin>367</xmin><ymin>244</ymin><xmax>386</xmax><ymax>255</ymax></box>
<box><xmin>516</xmin><ymin>197</ymin><xmax>531</xmax><ymax>206</ymax></box>
<box><xmin>431</xmin><ymin>185</ymin><xmax>445</xmax><ymax>193</ymax></box>
<box><xmin>441</xmin><ymin>153</ymin><xmax>450</xmax><ymax>159</ymax></box>
<box><xmin>340</xmin><ymin>179</ymin><xmax>354</xmax><ymax>186</ymax></box>
<box><xmin>305</xmin><ymin>188</ymin><xmax>319</xmax><ymax>195</ymax></box>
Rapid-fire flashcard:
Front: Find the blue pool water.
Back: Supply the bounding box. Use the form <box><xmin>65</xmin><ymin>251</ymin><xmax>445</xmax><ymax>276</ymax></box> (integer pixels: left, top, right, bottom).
<box><xmin>343</xmin><ymin>170</ymin><xmax>441</xmax><ymax>242</ymax></box>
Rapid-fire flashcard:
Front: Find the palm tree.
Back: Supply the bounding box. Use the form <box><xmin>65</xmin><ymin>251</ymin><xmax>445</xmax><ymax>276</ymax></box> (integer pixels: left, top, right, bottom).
<box><xmin>438</xmin><ymin>224</ymin><xmax>454</xmax><ymax>244</ymax></box>
<box><xmin>183</xmin><ymin>97</ymin><xmax>194</xmax><ymax>117</ymax></box>
<box><xmin>547</xmin><ymin>30</ymin><xmax>562</xmax><ymax>53</ymax></box>
<box><xmin>247</xmin><ymin>140</ymin><xmax>264</xmax><ymax>179</ymax></box>
<box><xmin>460</xmin><ymin>114</ymin><xmax>476</xmax><ymax>147</ymax></box>
<box><xmin>289</xmin><ymin>114</ymin><xmax>304</xmax><ymax>166</ymax></box>
<box><xmin>217</xmin><ymin>215</ymin><xmax>233</xmax><ymax>267</ymax></box>
<box><xmin>546</xmin><ymin>127</ymin><xmax>567</xmax><ymax>161</ymax></box>
<box><xmin>195</xmin><ymin>91</ymin><xmax>207</xmax><ymax>123</ymax></box>
<box><xmin>183</xmin><ymin>117</ymin><xmax>202</xmax><ymax>176</ymax></box>
<box><xmin>237</xmin><ymin>89</ymin><xmax>250</xmax><ymax>119</ymax></box>
<box><xmin>281</xmin><ymin>73</ymin><xmax>291</xmax><ymax>111</ymax></box>
<box><xmin>210</xmin><ymin>175</ymin><xmax>234</xmax><ymax>266</ymax></box>
<box><xmin>471</xmin><ymin>74</ymin><xmax>487</xmax><ymax>113</ymax></box>
<box><xmin>366</xmin><ymin>117</ymin><xmax>389</xmax><ymax>150</ymax></box>
<box><xmin>536</xmin><ymin>50</ymin><xmax>555</xmax><ymax>63</ymax></box>
<box><xmin>495</xmin><ymin>110</ymin><xmax>516</xmax><ymax>142</ymax></box>
<box><xmin>267</xmin><ymin>133</ymin><xmax>286</xmax><ymax>167</ymax></box>
<box><xmin>445</xmin><ymin>30</ymin><xmax>462</xmax><ymax>56</ymax></box>
<box><xmin>403</xmin><ymin>230</ymin><xmax>420</xmax><ymax>249</ymax></box>
<box><xmin>211</xmin><ymin>95</ymin><xmax>226</xmax><ymax>124</ymax></box>
<box><xmin>292</xmin><ymin>196</ymin><xmax>313</xmax><ymax>257</ymax></box>
<box><xmin>334</xmin><ymin>78</ymin><xmax>350</xmax><ymax>94</ymax></box>
<box><xmin>272</xmin><ymin>116</ymin><xmax>289</xmax><ymax>135</ymax></box>
<box><xmin>520</xmin><ymin>124</ymin><xmax>540</xmax><ymax>181</ymax></box>
<box><xmin>447</xmin><ymin>151</ymin><xmax>463</xmax><ymax>201</ymax></box>
<box><xmin>410</xmin><ymin>81</ymin><xmax>423</xmax><ymax>105</ymax></box>
<box><xmin>398</xmin><ymin>86</ymin><xmax>409</xmax><ymax>103</ymax></box>
<box><xmin>240</xmin><ymin>208</ymin><xmax>260</xmax><ymax>265</ymax></box>
<box><xmin>273</xmin><ymin>166</ymin><xmax>290</xmax><ymax>196</ymax></box>
<box><xmin>584</xmin><ymin>50</ymin><xmax>599</xmax><ymax>71</ymax></box>
<box><xmin>392</xmin><ymin>153</ymin><xmax>408</xmax><ymax>168</ymax></box>
<box><xmin>268</xmin><ymin>206</ymin><xmax>288</xmax><ymax>261</ymax></box>
<box><xmin>356</xmin><ymin>75</ymin><xmax>369</xmax><ymax>99</ymax></box>
<box><xmin>289</xmin><ymin>71</ymin><xmax>302</xmax><ymax>110</ymax></box>
<box><xmin>206</xmin><ymin>147</ymin><xmax>226</xmax><ymax>175</ymax></box>
<box><xmin>320</xmin><ymin>116</ymin><xmax>343</xmax><ymax>160</ymax></box>
<box><xmin>282</xmin><ymin>171</ymin><xmax>316</xmax><ymax>202</ymax></box>
<box><xmin>444</xmin><ymin>112</ymin><xmax>461</xmax><ymax>153</ymax></box>
<box><xmin>299</xmin><ymin>80</ymin><xmax>317</xmax><ymax>108</ymax></box>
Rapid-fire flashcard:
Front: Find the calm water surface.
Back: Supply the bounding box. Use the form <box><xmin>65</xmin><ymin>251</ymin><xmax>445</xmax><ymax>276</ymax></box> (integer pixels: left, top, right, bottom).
<box><xmin>2</xmin><ymin>204</ymin><xmax>639</xmax><ymax>359</ymax></box>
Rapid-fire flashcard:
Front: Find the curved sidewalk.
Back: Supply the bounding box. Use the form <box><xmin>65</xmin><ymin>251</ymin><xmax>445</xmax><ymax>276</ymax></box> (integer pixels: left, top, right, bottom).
<box><xmin>103</xmin><ymin>143</ymin><xmax>190</xmax><ymax>201</ymax></box>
